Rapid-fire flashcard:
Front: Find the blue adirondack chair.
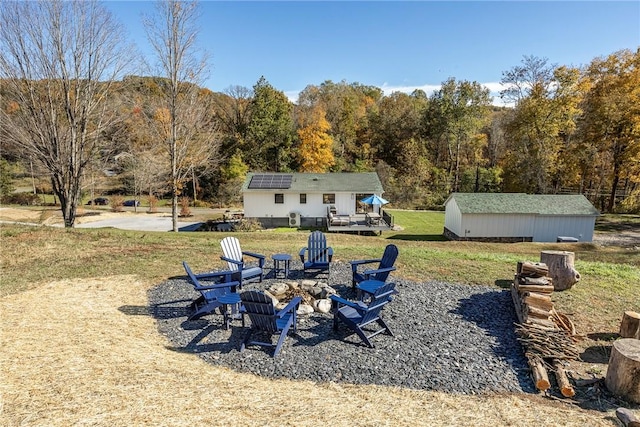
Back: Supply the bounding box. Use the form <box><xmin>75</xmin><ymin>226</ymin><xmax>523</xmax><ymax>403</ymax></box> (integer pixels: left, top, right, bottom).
<box><xmin>299</xmin><ymin>230</ymin><xmax>333</xmax><ymax>277</ymax></box>
<box><xmin>239</xmin><ymin>290</ymin><xmax>302</xmax><ymax>357</ymax></box>
<box><xmin>220</xmin><ymin>236</ymin><xmax>265</xmax><ymax>287</ymax></box>
<box><xmin>183</xmin><ymin>261</ymin><xmax>239</xmax><ymax>321</ymax></box>
<box><xmin>349</xmin><ymin>244</ymin><xmax>398</xmax><ymax>288</ymax></box>
<box><xmin>330</xmin><ymin>282</ymin><xmax>397</xmax><ymax>348</ymax></box>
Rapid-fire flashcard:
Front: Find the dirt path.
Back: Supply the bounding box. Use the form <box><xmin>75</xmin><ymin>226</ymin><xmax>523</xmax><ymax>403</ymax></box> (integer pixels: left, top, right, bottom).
<box><xmin>0</xmin><ymin>206</ymin><xmax>149</xmax><ymax>224</ymax></box>
<box><xmin>593</xmin><ymin>230</ymin><xmax>640</xmax><ymax>247</ymax></box>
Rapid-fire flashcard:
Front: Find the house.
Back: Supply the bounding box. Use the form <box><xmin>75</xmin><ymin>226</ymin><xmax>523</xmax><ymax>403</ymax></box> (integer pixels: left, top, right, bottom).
<box><xmin>242</xmin><ymin>172</ymin><xmax>386</xmax><ymax>229</ymax></box>
<box><xmin>443</xmin><ymin>193</ymin><xmax>600</xmax><ymax>242</ymax></box>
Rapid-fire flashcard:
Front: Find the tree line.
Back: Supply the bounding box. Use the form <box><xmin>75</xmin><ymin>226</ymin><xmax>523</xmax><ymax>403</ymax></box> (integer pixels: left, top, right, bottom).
<box><xmin>1</xmin><ymin>0</ymin><xmax>639</xmax><ymax>228</ymax></box>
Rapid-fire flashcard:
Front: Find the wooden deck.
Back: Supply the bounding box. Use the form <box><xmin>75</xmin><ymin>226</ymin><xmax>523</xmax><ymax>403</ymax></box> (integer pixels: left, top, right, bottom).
<box><xmin>326</xmin><ymin>213</ymin><xmax>393</xmax><ymax>234</ymax></box>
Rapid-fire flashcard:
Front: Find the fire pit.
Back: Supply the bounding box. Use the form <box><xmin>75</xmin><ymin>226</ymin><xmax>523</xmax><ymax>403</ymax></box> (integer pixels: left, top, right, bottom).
<box><xmin>266</xmin><ymin>279</ymin><xmax>337</xmax><ymax>315</ymax></box>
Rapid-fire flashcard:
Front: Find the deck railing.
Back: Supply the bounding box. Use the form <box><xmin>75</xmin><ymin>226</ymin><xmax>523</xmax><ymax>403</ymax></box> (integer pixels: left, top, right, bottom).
<box><xmin>382</xmin><ymin>210</ymin><xmax>393</xmax><ymax>227</ymax></box>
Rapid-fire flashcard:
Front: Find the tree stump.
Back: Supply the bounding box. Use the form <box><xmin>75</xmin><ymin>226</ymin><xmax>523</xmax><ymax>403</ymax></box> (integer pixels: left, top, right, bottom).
<box><xmin>605</xmin><ymin>339</ymin><xmax>640</xmax><ymax>404</ymax></box>
<box><xmin>620</xmin><ymin>311</ymin><xmax>640</xmax><ymax>339</ymax></box>
<box><xmin>540</xmin><ymin>251</ymin><xmax>580</xmax><ymax>291</ymax></box>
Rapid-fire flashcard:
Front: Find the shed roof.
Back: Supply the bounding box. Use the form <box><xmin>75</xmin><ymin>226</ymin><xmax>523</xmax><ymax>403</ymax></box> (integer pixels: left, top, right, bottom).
<box><xmin>242</xmin><ymin>172</ymin><xmax>384</xmax><ymax>193</ymax></box>
<box><xmin>446</xmin><ymin>193</ymin><xmax>600</xmax><ymax>216</ymax></box>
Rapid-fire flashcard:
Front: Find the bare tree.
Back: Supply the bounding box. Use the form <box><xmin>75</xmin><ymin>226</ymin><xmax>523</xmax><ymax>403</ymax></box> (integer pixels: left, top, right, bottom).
<box><xmin>214</xmin><ymin>85</ymin><xmax>253</xmax><ymax>150</ymax></box>
<box><xmin>144</xmin><ymin>0</ymin><xmax>220</xmax><ymax>231</ymax></box>
<box><xmin>0</xmin><ymin>0</ymin><xmax>131</xmax><ymax>227</ymax></box>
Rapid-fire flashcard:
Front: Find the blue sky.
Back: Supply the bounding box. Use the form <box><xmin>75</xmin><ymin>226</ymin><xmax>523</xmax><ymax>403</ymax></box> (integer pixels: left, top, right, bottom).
<box><xmin>104</xmin><ymin>1</ymin><xmax>640</xmax><ymax>105</ymax></box>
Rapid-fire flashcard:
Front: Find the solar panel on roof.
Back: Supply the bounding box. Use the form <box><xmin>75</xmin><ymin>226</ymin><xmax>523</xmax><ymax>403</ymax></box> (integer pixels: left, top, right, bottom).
<box><xmin>248</xmin><ymin>174</ymin><xmax>293</xmax><ymax>189</ymax></box>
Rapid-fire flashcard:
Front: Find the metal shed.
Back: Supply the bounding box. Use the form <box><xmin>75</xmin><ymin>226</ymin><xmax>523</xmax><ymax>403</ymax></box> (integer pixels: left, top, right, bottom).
<box><xmin>443</xmin><ymin>193</ymin><xmax>600</xmax><ymax>242</ymax></box>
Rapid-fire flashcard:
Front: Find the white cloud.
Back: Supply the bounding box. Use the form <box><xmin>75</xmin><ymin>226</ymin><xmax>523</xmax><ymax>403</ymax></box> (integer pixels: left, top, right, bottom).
<box><xmin>284</xmin><ymin>90</ymin><xmax>300</xmax><ymax>103</ymax></box>
<box><xmin>481</xmin><ymin>82</ymin><xmax>507</xmax><ymax>93</ymax></box>
<box><xmin>380</xmin><ymin>83</ymin><xmax>441</xmax><ymax>97</ymax></box>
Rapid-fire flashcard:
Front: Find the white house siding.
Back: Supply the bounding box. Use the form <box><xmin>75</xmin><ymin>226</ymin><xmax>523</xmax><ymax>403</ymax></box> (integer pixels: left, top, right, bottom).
<box><xmin>444</xmin><ymin>200</ymin><xmax>463</xmax><ymax>236</ymax></box>
<box><xmin>462</xmin><ymin>213</ymin><xmax>535</xmax><ymax>238</ymax></box>
<box><xmin>243</xmin><ymin>192</ymin><xmax>288</xmax><ymax>218</ymax></box>
<box><xmin>533</xmin><ymin>215</ymin><xmax>595</xmax><ymax>242</ymax></box>
<box><xmin>332</xmin><ymin>193</ymin><xmax>353</xmax><ymax>215</ymax></box>
<box><xmin>243</xmin><ymin>191</ymin><xmax>355</xmax><ymax>219</ymax></box>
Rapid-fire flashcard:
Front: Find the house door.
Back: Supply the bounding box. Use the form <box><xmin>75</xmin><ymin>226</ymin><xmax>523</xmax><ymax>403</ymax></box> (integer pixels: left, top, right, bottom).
<box><xmin>355</xmin><ymin>193</ymin><xmax>372</xmax><ymax>213</ymax></box>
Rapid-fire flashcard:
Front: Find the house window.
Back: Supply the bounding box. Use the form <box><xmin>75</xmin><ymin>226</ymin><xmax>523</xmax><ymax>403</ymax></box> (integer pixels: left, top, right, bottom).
<box><xmin>275</xmin><ymin>193</ymin><xmax>284</xmax><ymax>204</ymax></box>
<box><xmin>300</xmin><ymin>194</ymin><xmax>307</xmax><ymax>204</ymax></box>
<box><xmin>323</xmin><ymin>194</ymin><xmax>335</xmax><ymax>204</ymax></box>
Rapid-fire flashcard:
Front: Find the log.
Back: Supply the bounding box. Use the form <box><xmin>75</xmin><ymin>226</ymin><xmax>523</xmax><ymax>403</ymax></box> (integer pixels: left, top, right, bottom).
<box><xmin>523</xmin><ymin>292</ymin><xmax>554</xmax><ymax>311</ymax></box>
<box><xmin>620</xmin><ymin>311</ymin><xmax>640</xmax><ymax>339</ymax></box>
<box><xmin>520</xmin><ymin>261</ymin><xmax>549</xmax><ymax>278</ymax></box>
<box><xmin>540</xmin><ymin>251</ymin><xmax>580</xmax><ymax>291</ymax></box>
<box><xmin>519</xmin><ymin>276</ymin><xmax>552</xmax><ymax>286</ymax></box>
<box><xmin>524</xmin><ymin>317</ymin><xmax>557</xmax><ymax>329</ymax></box>
<box><xmin>605</xmin><ymin>338</ymin><xmax>640</xmax><ymax>403</ymax></box>
<box><xmin>524</xmin><ymin>305</ymin><xmax>552</xmax><ymax>319</ymax></box>
<box><xmin>515</xmin><ymin>283</ymin><xmax>555</xmax><ymax>295</ymax></box>
<box><xmin>511</xmin><ymin>283</ymin><xmax>524</xmax><ymax>323</ymax></box>
<box><xmin>552</xmin><ymin>360</ymin><xmax>575</xmax><ymax>397</ymax></box>
<box><xmin>616</xmin><ymin>408</ymin><xmax>640</xmax><ymax>427</ymax></box>
<box><xmin>529</xmin><ymin>359</ymin><xmax>551</xmax><ymax>391</ymax></box>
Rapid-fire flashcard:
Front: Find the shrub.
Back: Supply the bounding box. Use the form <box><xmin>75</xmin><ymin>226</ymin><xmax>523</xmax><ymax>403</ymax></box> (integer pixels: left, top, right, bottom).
<box><xmin>616</xmin><ymin>191</ymin><xmax>640</xmax><ymax>214</ymax></box>
<box><xmin>110</xmin><ymin>195</ymin><xmax>124</xmax><ymax>212</ymax></box>
<box><xmin>193</xmin><ymin>199</ymin><xmax>210</xmax><ymax>208</ymax></box>
<box><xmin>35</xmin><ymin>183</ymin><xmax>53</xmax><ymax>195</ymax></box>
<box><xmin>147</xmin><ymin>195</ymin><xmax>158</xmax><ymax>213</ymax></box>
<box><xmin>179</xmin><ymin>196</ymin><xmax>191</xmax><ymax>217</ymax></box>
<box><xmin>2</xmin><ymin>192</ymin><xmax>40</xmax><ymax>206</ymax></box>
<box><xmin>233</xmin><ymin>218</ymin><xmax>263</xmax><ymax>232</ymax></box>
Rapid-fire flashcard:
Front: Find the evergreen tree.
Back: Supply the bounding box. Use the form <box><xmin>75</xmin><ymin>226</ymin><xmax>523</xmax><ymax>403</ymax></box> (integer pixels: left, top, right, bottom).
<box><xmin>246</xmin><ymin>77</ymin><xmax>294</xmax><ymax>171</ymax></box>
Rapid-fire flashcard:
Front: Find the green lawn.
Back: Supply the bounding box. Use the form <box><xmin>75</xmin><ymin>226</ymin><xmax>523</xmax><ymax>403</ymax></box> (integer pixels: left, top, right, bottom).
<box><xmin>384</xmin><ymin>209</ymin><xmax>448</xmax><ymax>241</ymax></box>
<box><xmin>1</xmin><ymin>209</ymin><xmax>638</xmax><ymax>334</ymax></box>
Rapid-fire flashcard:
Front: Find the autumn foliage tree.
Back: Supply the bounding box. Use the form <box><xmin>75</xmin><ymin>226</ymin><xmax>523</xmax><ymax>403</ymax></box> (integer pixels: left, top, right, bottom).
<box><xmin>2</xmin><ymin>29</ymin><xmax>639</xmax><ymax>214</ymax></box>
<box><xmin>424</xmin><ymin>78</ymin><xmax>492</xmax><ymax>192</ymax></box>
<box><xmin>500</xmin><ymin>57</ymin><xmax>584</xmax><ymax>193</ymax></box>
<box><xmin>297</xmin><ymin>106</ymin><xmax>335</xmax><ymax>172</ymax></box>
<box><xmin>297</xmin><ymin>81</ymin><xmax>382</xmax><ymax>171</ymax></box>
<box><xmin>578</xmin><ymin>49</ymin><xmax>640</xmax><ymax>212</ymax></box>
<box><xmin>217</xmin><ymin>150</ymin><xmax>249</xmax><ymax>205</ymax></box>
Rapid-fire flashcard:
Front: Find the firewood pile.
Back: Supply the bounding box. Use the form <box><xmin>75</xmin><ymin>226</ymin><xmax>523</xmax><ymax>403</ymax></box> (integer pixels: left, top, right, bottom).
<box><xmin>511</xmin><ymin>261</ymin><xmax>581</xmax><ymax>397</ymax></box>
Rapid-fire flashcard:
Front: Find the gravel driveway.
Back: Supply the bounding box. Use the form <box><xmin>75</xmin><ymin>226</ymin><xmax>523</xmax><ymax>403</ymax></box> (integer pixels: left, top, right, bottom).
<box><xmin>148</xmin><ymin>261</ymin><xmax>534</xmax><ymax>394</ymax></box>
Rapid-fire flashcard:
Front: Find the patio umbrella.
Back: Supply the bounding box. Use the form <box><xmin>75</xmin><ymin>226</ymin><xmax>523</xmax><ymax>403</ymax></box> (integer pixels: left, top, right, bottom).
<box><xmin>360</xmin><ymin>194</ymin><xmax>389</xmax><ymax>205</ymax></box>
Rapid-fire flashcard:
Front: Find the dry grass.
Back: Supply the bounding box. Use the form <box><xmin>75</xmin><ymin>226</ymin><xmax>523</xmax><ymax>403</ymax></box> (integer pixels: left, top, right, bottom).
<box><xmin>0</xmin><ymin>275</ymin><xmax>615</xmax><ymax>426</ymax></box>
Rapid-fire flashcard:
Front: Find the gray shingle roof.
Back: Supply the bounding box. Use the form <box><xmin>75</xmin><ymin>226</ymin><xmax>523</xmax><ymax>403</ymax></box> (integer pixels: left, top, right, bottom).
<box><xmin>447</xmin><ymin>193</ymin><xmax>600</xmax><ymax>216</ymax></box>
<box><xmin>242</xmin><ymin>172</ymin><xmax>384</xmax><ymax>193</ymax></box>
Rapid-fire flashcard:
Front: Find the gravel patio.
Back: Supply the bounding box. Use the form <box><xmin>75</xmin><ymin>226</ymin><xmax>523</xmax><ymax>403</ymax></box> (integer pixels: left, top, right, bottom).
<box><xmin>149</xmin><ymin>261</ymin><xmax>534</xmax><ymax>394</ymax></box>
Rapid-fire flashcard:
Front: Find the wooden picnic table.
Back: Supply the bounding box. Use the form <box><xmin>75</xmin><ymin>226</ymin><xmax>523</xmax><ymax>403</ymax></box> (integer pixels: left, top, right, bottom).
<box><xmin>366</xmin><ymin>212</ymin><xmax>381</xmax><ymax>226</ymax></box>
